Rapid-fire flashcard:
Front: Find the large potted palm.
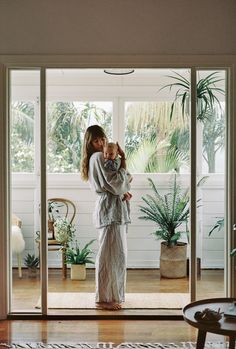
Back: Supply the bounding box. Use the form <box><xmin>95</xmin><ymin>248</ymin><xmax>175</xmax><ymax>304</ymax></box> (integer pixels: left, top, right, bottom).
<box><xmin>139</xmin><ymin>175</ymin><xmax>190</xmax><ymax>278</ymax></box>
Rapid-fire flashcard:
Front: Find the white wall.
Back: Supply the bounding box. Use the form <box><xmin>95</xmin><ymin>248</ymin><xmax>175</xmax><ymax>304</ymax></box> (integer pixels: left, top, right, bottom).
<box><xmin>11</xmin><ymin>174</ymin><xmax>225</xmax><ymax>269</ymax></box>
<box><xmin>0</xmin><ymin>0</ymin><xmax>235</xmax><ymax>55</ymax></box>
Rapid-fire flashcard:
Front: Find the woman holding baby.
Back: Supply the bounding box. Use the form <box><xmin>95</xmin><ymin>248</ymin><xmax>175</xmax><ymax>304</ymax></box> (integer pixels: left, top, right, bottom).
<box><xmin>81</xmin><ymin>125</ymin><xmax>131</xmax><ymax>310</ymax></box>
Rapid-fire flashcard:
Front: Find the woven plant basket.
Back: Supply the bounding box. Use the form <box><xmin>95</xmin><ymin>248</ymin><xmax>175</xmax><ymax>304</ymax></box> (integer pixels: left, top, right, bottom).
<box><xmin>160</xmin><ymin>241</ymin><xmax>187</xmax><ymax>278</ymax></box>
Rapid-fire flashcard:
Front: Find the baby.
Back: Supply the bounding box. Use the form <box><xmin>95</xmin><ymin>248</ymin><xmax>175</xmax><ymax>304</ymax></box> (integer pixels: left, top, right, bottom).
<box><xmin>103</xmin><ymin>142</ymin><xmax>133</xmax><ymax>201</ymax></box>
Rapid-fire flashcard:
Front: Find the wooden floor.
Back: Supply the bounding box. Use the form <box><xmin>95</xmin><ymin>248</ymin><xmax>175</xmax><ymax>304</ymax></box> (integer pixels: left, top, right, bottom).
<box><xmin>11</xmin><ymin>268</ymin><xmax>224</xmax><ymax>316</ymax></box>
<box><xmin>1</xmin><ymin>269</ymin><xmax>225</xmax><ymax>345</ymax></box>
<box><xmin>0</xmin><ymin>319</ymin><xmax>225</xmax><ymax>344</ymax></box>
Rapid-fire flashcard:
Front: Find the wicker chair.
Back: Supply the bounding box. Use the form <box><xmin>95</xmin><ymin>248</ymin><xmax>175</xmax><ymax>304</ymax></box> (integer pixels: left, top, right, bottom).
<box><xmin>36</xmin><ymin>198</ymin><xmax>76</xmax><ymax>279</ymax></box>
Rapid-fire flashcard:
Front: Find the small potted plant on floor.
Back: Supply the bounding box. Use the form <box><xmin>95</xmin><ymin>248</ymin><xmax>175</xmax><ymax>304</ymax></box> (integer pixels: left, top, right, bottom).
<box><xmin>65</xmin><ymin>239</ymin><xmax>96</xmax><ymax>280</ymax></box>
<box><xmin>24</xmin><ymin>253</ymin><xmax>40</xmax><ymax>278</ymax></box>
<box><xmin>139</xmin><ymin>175</ymin><xmax>190</xmax><ymax>278</ymax></box>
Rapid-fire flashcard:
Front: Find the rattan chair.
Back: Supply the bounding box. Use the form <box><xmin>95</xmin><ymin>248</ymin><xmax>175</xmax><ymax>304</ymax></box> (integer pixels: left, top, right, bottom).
<box><xmin>36</xmin><ymin>198</ymin><xmax>76</xmax><ymax>279</ymax></box>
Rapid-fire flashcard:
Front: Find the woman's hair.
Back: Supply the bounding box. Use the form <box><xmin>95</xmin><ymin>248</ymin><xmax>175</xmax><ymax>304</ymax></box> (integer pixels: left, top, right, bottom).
<box><xmin>80</xmin><ymin>125</ymin><xmax>107</xmax><ymax>181</ymax></box>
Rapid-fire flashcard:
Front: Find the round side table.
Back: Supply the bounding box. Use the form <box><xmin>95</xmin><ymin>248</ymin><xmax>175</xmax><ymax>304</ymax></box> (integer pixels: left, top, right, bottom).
<box><xmin>183</xmin><ymin>298</ymin><xmax>236</xmax><ymax>349</ymax></box>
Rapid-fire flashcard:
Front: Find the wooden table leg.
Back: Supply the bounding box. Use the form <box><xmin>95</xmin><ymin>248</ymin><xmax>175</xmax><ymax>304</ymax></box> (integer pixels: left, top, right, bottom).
<box><xmin>196</xmin><ymin>330</ymin><xmax>207</xmax><ymax>349</ymax></box>
<box><xmin>229</xmin><ymin>337</ymin><xmax>235</xmax><ymax>349</ymax></box>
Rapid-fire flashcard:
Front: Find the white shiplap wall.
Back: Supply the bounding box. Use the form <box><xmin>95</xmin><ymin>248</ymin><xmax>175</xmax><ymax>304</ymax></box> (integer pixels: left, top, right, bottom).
<box><xmin>11</xmin><ymin>174</ymin><xmax>225</xmax><ymax>269</ymax></box>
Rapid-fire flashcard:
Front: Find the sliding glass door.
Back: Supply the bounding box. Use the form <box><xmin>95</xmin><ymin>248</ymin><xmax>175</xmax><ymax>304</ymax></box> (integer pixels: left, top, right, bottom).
<box><xmin>195</xmin><ymin>69</ymin><xmax>227</xmax><ymax>300</ymax></box>
<box><xmin>9</xmin><ymin>69</ymin><xmax>41</xmax><ymax>312</ymax></box>
<box><xmin>7</xmin><ymin>67</ymin><xmax>230</xmax><ymax>315</ymax></box>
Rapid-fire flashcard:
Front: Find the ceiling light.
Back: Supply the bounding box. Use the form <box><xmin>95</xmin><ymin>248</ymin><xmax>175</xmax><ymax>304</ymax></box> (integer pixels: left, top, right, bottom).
<box><xmin>104</xmin><ymin>69</ymin><xmax>135</xmax><ymax>75</ymax></box>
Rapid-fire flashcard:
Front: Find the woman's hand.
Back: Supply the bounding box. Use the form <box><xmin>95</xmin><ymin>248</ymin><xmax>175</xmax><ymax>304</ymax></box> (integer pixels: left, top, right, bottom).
<box><xmin>116</xmin><ymin>142</ymin><xmax>126</xmax><ymax>169</ymax></box>
<box><xmin>122</xmin><ymin>192</ymin><xmax>132</xmax><ymax>201</ymax></box>
<box><xmin>116</xmin><ymin>142</ymin><xmax>126</xmax><ymax>159</ymax></box>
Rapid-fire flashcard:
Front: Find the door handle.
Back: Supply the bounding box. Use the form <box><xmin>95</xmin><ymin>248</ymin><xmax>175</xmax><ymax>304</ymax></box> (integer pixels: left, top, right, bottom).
<box><xmin>233</xmin><ymin>224</ymin><xmax>236</xmax><ymax>230</ymax></box>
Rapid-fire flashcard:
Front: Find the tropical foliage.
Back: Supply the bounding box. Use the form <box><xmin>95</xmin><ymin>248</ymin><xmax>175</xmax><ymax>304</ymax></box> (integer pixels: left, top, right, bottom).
<box><xmin>65</xmin><ymin>239</ymin><xmax>96</xmax><ymax>265</ymax></box>
<box><xmin>24</xmin><ymin>253</ymin><xmax>40</xmax><ymax>268</ymax></box>
<box><xmin>125</xmin><ymin>102</ymin><xmax>190</xmax><ymax>173</ymax></box>
<box><xmin>208</xmin><ymin>217</ymin><xmax>224</xmax><ymax>236</ymax></box>
<box><xmin>11</xmin><ymin>101</ymin><xmax>35</xmax><ymax>172</ymax></box>
<box><xmin>11</xmin><ymin>71</ymin><xmax>225</xmax><ymax>174</ymax></box>
<box><xmin>139</xmin><ymin>176</ymin><xmax>190</xmax><ymax>246</ymax></box>
<box><xmin>139</xmin><ymin>175</ymin><xmax>207</xmax><ymax>246</ymax></box>
<box><xmin>11</xmin><ymin>101</ymin><xmax>112</xmax><ymax>173</ymax></box>
<box><xmin>160</xmin><ymin>71</ymin><xmax>225</xmax><ymax>173</ymax></box>
<box><xmin>47</xmin><ymin>101</ymin><xmax>112</xmax><ymax>172</ymax></box>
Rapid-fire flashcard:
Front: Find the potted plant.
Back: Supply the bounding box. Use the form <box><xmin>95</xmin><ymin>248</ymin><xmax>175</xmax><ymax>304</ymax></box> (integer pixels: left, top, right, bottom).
<box><xmin>139</xmin><ymin>175</ymin><xmax>191</xmax><ymax>278</ymax></box>
<box><xmin>48</xmin><ymin>201</ymin><xmax>64</xmax><ymax>239</ymax></box>
<box><xmin>53</xmin><ymin>217</ymin><xmax>75</xmax><ymax>245</ymax></box>
<box><xmin>24</xmin><ymin>253</ymin><xmax>40</xmax><ymax>278</ymax></box>
<box><xmin>65</xmin><ymin>239</ymin><xmax>96</xmax><ymax>280</ymax></box>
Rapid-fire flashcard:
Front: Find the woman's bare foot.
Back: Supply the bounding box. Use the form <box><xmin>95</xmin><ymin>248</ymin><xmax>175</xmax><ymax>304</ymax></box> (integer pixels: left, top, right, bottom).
<box><xmin>96</xmin><ymin>302</ymin><xmax>122</xmax><ymax>310</ymax></box>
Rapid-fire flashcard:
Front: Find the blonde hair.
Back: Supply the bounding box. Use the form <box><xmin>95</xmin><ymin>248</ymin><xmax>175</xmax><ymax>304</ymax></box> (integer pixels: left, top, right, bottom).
<box><xmin>104</xmin><ymin>142</ymin><xmax>118</xmax><ymax>152</ymax></box>
<box><xmin>80</xmin><ymin>125</ymin><xmax>107</xmax><ymax>181</ymax></box>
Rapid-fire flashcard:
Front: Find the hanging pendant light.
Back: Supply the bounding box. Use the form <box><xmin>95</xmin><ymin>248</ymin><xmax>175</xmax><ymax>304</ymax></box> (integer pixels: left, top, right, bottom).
<box><xmin>104</xmin><ymin>68</ymin><xmax>135</xmax><ymax>75</ymax></box>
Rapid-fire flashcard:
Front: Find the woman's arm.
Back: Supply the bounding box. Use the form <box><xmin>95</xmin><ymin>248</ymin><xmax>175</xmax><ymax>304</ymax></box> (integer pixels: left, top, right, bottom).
<box><xmin>89</xmin><ymin>152</ymin><xmax>130</xmax><ymax>196</ymax></box>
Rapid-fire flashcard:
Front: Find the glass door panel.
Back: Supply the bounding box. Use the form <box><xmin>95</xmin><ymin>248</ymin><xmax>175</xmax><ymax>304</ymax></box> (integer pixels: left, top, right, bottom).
<box><xmin>9</xmin><ymin>69</ymin><xmax>41</xmax><ymax>312</ymax></box>
<box><xmin>46</xmin><ymin>69</ymin><xmax>113</xmax><ymax>312</ymax></box>
<box><xmin>124</xmin><ymin>69</ymin><xmax>191</xmax><ymax>298</ymax></box>
<box><xmin>196</xmin><ymin>69</ymin><xmax>227</xmax><ymax>299</ymax></box>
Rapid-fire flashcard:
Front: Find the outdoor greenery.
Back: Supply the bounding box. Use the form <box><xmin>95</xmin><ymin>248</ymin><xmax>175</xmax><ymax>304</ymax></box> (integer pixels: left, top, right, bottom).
<box><xmin>160</xmin><ymin>71</ymin><xmax>225</xmax><ymax>173</ymax></box>
<box><xmin>125</xmin><ymin>102</ymin><xmax>189</xmax><ymax>173</ymax></box>
<box><xmin>47</xmin><ymin>101</ymin><xmax>111</xmax><ymax>172</ymax></box>
<box><xmin>11</xmin><ymin>101</ymin><xmax>111</xmax><ymax>173</ymax></box>
<box><xmin>11</xmin><ymin>71</ymin><xmax>225</xmax><ymax>174</ymax></box>
<box><xmin>11</xmin><ymin>101</ymin><xmax>35</xmax><ymax>172</ymax></box>
<box><xmin>65</xmin><ymin>239</ymin><xmax>96</xmax><ymax>265</ymax></box>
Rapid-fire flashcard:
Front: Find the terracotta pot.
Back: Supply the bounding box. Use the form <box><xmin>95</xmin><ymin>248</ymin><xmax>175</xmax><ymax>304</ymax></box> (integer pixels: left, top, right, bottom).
<box><xmin>160</xmin><ymin>241</ymin><xmax>187</xmax><ymax>278</ymax></box>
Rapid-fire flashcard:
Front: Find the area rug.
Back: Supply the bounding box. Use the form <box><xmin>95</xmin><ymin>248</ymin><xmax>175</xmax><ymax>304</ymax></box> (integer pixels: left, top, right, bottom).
<box><xmin>0</xmin><ymin>342</ymin><xmax>228</xmax><ymax>349</ymax></box>
<box><xmin>35</xmin><ymin>292</ymin><xmax>189</xmax><ymax>309</ymax></box>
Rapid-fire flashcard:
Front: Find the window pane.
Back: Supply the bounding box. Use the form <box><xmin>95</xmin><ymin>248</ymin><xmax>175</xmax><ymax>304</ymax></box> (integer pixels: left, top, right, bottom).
<box><xmin>10</xmin><ymin>69</ymin><xmax>41</xmax><ymax>313</ymax></box>
<box><xmin>196</xmin><ymin>70</ymin><xmax>226</xmax><ymax>299</ymax></box>
<box><xmin>10</xmin><ymin>100</ymin><xmax>35</xmax><ymax>172</ymax></box>
<box><xmin>198</xmin><ymin>71</ymin><xmax>226</xmax><ymax>174</ymax></box>
<box><xmin>125</xmin><ymin>100</ymin><xmax>190</xmax><ymax>174</ymax></box>
<box><xmin>47</xmin><ymin>101</ymin><xmax>112</xmax><ymax>173</ymax></box>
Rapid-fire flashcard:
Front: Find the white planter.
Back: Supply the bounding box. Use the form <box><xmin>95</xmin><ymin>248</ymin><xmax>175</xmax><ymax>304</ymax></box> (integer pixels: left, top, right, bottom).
<box><xmin>71</xmin><ymin>264</ymin><xmax>86</xmax><ymax>280</ymax></box>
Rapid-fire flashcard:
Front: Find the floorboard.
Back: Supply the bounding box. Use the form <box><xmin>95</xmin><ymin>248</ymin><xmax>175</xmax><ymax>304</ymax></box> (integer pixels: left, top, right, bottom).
<box><xmin>10</xmin><ymin>268</ymin><xmax>224</xmax><ymax>316</ymax></box>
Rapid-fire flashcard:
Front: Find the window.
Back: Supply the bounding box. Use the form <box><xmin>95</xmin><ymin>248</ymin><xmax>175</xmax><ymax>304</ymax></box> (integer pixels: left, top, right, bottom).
<box><xmin>11</xmin><ymin>101</ymin><xmax>35</xmax><ymax>173</ymax></box>
<box><xmin>125</xmin><ymin>101</ymin><xmax>190</xmax><ymax>174</ymax></box>
<box><xmin>47</xmin><ymin>101</ymin><xmax>112</xmax><ymax>173</ymax></box>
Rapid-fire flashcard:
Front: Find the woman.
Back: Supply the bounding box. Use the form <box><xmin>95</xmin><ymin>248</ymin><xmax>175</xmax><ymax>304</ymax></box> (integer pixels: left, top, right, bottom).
<box><xmin>81</xmin><ymin>125</ymin><xmax>131</xmax><ymax>310</ymax></box>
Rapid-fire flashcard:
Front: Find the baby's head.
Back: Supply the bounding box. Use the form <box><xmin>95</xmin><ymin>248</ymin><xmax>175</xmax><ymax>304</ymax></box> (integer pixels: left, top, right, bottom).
<box><xmin>103</xmin><ymin>142</ymin><xmax>118</xmax><ymax>160</ymax></box>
